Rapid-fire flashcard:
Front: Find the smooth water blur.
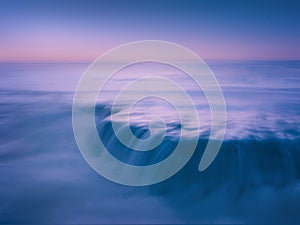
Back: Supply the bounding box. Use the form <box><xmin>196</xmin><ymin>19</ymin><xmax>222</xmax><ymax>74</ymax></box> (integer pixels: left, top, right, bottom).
<box><xmin>0</xmin><ymin>61</ymin><xmax>300</xmax><ymax>223</ymax></box>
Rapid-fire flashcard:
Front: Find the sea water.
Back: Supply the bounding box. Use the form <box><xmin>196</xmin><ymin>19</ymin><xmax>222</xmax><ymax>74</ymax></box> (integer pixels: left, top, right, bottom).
<box><xmin>0</xmin><ymin>61</ymin><xmax>299</xmax><ymax>223</ymax></box>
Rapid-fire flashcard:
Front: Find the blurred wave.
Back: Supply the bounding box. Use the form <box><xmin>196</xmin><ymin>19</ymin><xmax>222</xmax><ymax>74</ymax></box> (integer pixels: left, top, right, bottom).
<box><xmin>0</xmin><ymin>61</ymin><xmax>300</xmax><ymax>223</ymax></box>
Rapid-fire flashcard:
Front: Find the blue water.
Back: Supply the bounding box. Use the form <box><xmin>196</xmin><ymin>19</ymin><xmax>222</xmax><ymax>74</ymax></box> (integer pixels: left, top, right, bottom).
<box><xmin>0</xmin><ymin>61</ymin><xmax>299</xmax><ymax>223</ymax></box>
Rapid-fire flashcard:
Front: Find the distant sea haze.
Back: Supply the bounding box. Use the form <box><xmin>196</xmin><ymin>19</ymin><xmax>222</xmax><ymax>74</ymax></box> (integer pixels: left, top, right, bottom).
<box><xmin>0</xmin><ymin>61</ymin><xmax>299</xmax><ymax>223</ymax></box>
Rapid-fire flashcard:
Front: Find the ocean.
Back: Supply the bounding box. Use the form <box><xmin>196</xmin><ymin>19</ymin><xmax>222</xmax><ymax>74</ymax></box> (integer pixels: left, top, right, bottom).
<box><xmin>0</xmin><ymin>61</ymin><xmax>299</xmax><ymax>223</ymax></box>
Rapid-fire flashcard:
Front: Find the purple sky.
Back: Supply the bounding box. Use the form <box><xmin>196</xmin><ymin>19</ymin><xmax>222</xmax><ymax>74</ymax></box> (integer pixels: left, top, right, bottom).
<box><xmin>0</xmin><ymin>0</ymin><xmax>299</xmax><ymax>62</ymax></box>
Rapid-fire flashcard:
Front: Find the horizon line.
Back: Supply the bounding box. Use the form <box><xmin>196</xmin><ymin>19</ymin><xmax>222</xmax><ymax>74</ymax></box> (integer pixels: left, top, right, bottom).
<box><xmin>1</xmin><ymin>58</ymin><xmax>300</xmax><ymax>64</ymax></box>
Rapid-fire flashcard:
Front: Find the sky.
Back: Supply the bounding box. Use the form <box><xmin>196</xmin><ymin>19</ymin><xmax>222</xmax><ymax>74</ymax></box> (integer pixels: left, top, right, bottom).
<box><xmin>0</xmin><ymin>0</ymin><xmax>299</xmax><ymax>62</ymax></box>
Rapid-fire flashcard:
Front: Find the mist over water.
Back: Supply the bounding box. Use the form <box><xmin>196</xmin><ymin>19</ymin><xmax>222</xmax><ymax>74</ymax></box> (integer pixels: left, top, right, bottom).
<box><xmin>0</xmin><ymin>61</ymin><xmax>300</xmax><ymax>223</ymax></box>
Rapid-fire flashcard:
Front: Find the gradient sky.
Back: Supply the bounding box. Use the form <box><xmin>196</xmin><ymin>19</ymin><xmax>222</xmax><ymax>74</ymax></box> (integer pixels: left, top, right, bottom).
<box><xmin>0</xmin><ymin>0</ymin><xmax>299</xmax><ymax>62</ymax></box>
